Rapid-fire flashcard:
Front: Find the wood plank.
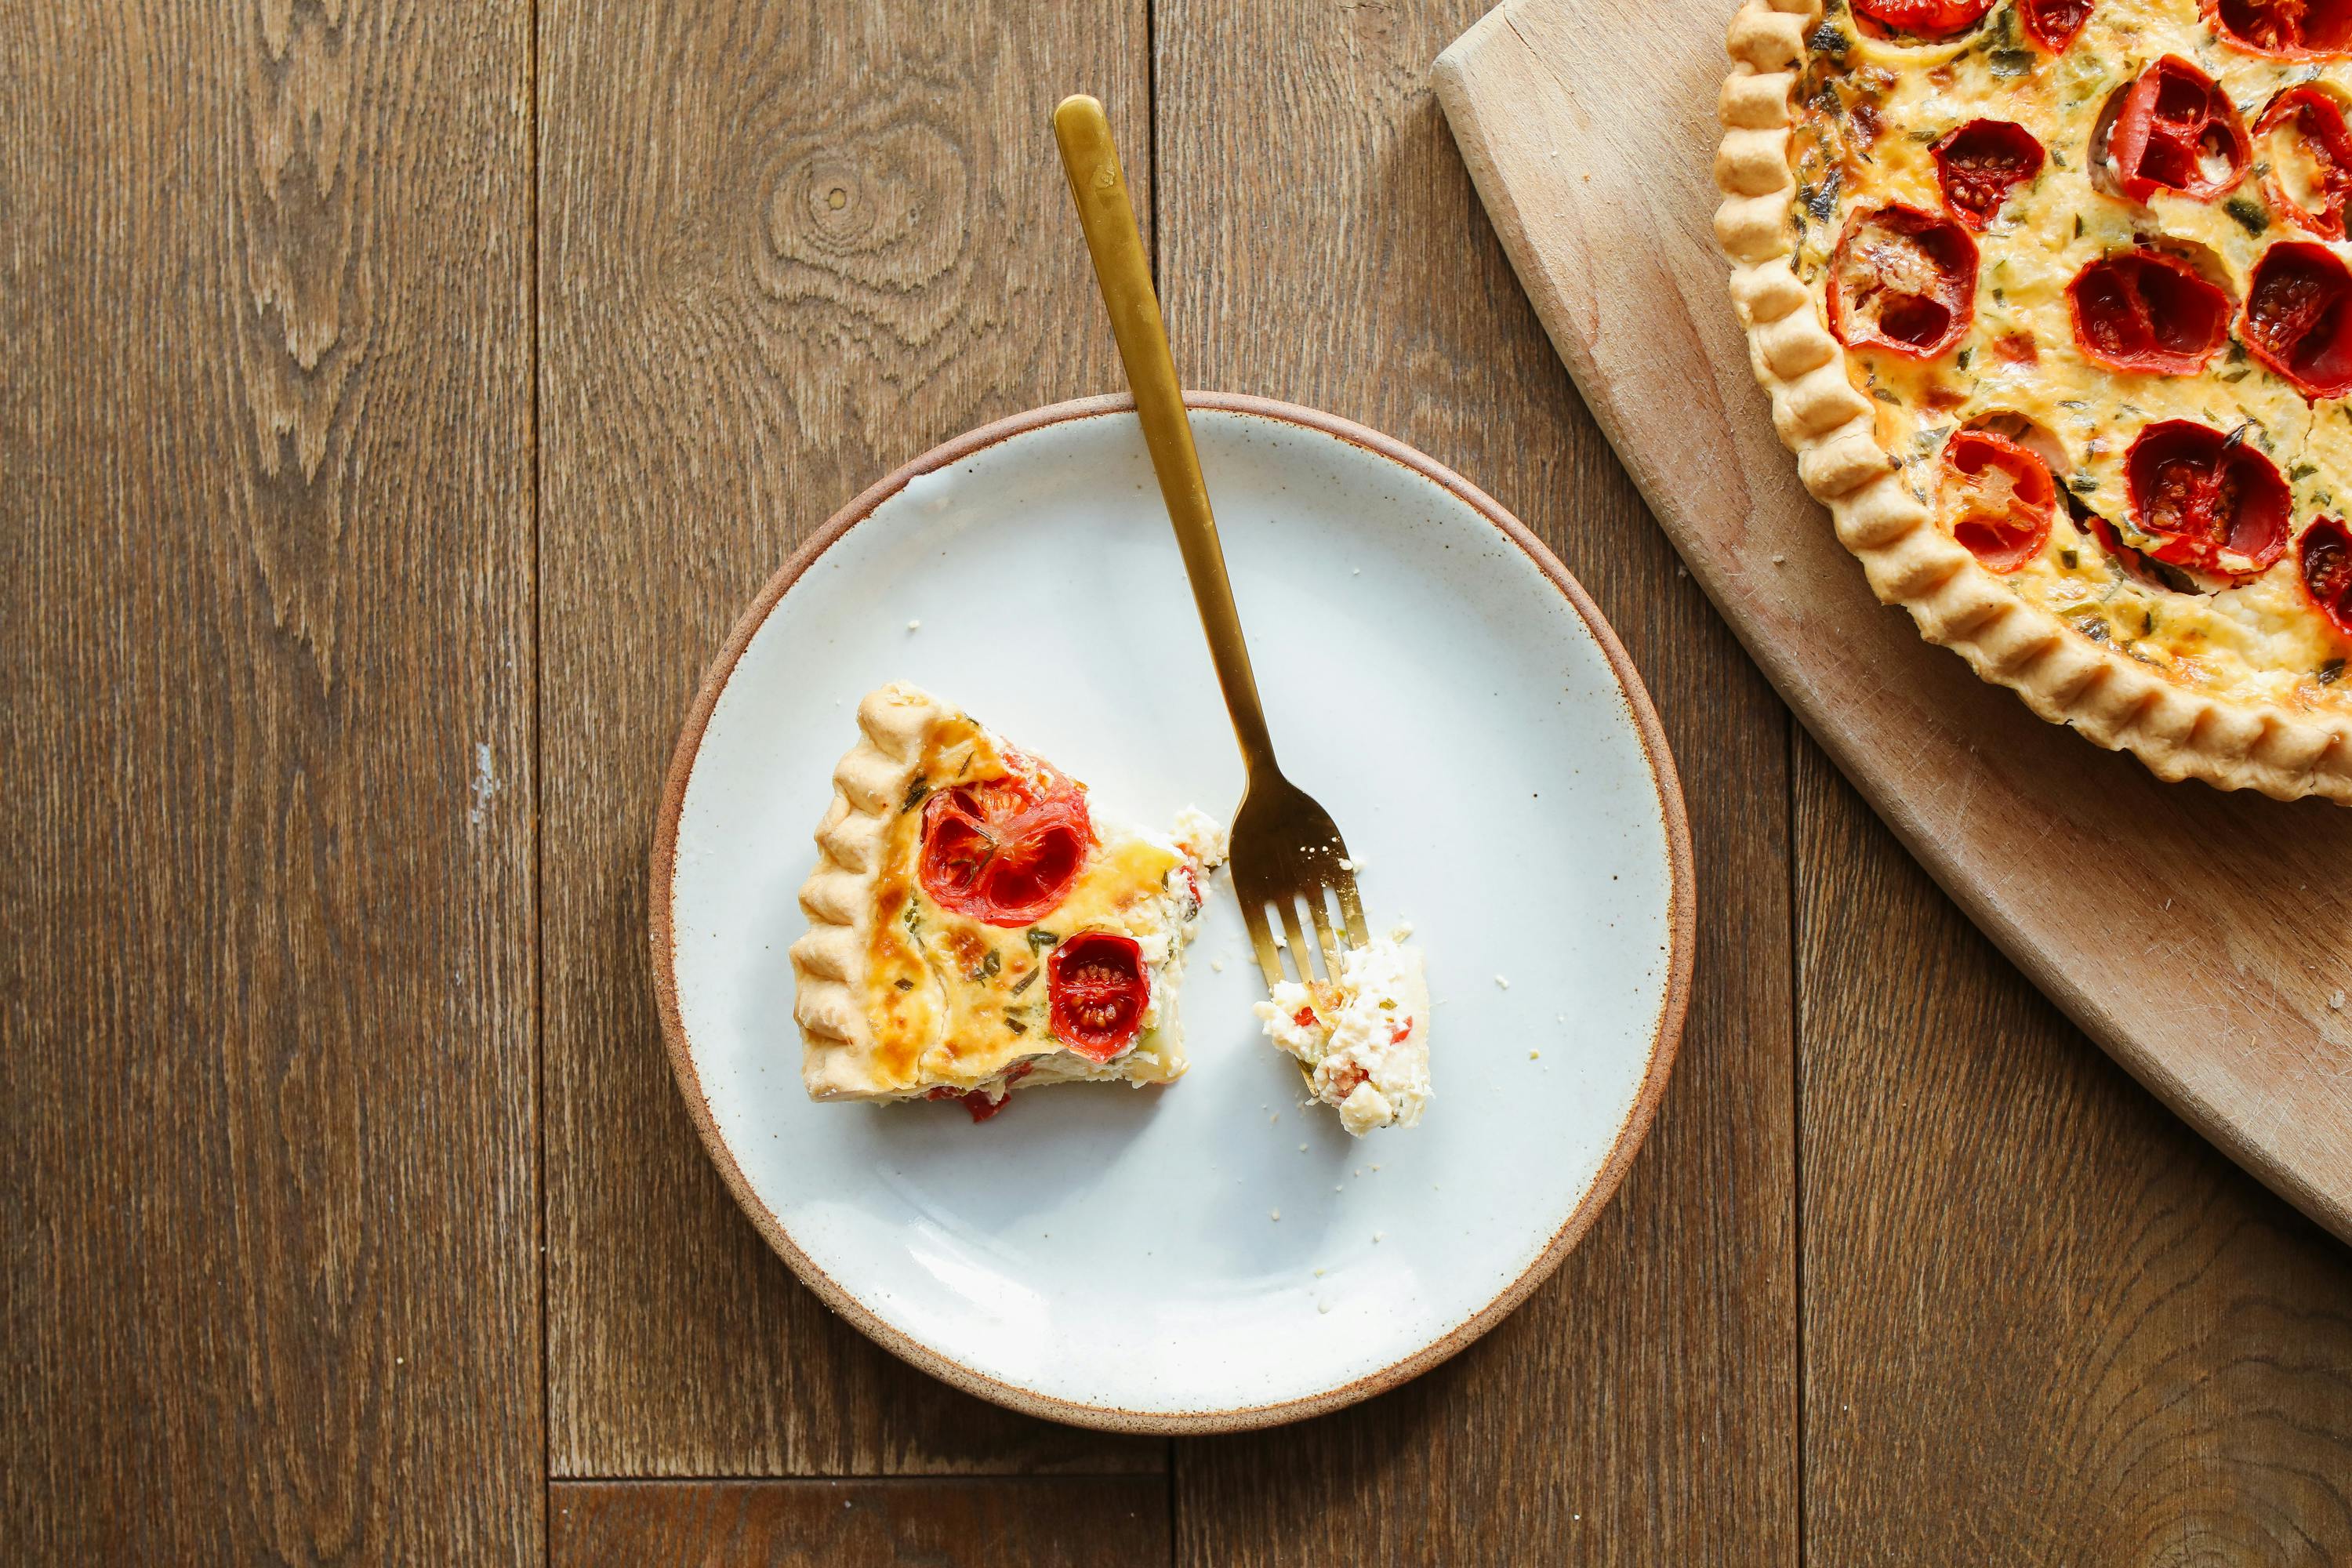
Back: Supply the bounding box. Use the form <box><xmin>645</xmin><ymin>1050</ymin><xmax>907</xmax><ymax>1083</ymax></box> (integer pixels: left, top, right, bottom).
<box><xmin>1154</xmin><ymin>3</ymin><xmax>1796</xmax><ymax>1563</ymax></box>
<box><xmin>539</xmin><ymin>0</ymin><xmax>1162</xmax><ymax>1474</ymax></box>
<box><xmin>0</xmin><ymin>2</ymin><xmax>539</xmax><ymax>1560</ymax></box>
<box><xmin>551</xmin><ymin>1478</ymin><xmax>1169</xmax><ymax>1566</ymax></box>
<box><xmin>1433</xmin><ymin>0</ymin><xmax>2352</xmax><ymax>1241</ymax></box>
<box><xmin>1795</xmin><ymin>739</ymin><xmax>2352</xmax><ymax>1563</ymax></box>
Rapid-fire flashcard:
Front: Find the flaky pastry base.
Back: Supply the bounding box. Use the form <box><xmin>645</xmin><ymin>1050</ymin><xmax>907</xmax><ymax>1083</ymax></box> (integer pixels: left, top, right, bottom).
<box><xmin>789</xmin><ymin>682</ymin><xmax>942</xmax><ymax>1098</ymax></box>
<box><xmin>1713</xmin><ymin>0</ymin><xmax>2352</xmax><ymax>803</ymax></box>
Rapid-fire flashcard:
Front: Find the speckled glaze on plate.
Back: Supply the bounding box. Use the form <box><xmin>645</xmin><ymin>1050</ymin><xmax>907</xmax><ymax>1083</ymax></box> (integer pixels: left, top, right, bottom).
<box><xmin>652</xmin><ymin>394</ymin><xmax>1693</xmax><ymax>1432</ymax></box>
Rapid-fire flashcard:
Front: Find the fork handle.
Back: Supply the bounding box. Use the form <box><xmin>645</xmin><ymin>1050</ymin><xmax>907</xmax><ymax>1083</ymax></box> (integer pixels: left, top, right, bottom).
<box><xmin>1053</xmin><ymin>94</ymin><xmax>1279</xmax><ymax>775</ymax></box>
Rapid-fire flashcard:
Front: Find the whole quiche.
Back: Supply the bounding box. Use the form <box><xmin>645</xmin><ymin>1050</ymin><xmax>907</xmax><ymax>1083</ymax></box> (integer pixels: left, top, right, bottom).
<box><xmin>1715</xmin><ymin>0</ymin><xmax>2352</xmax><ymax>801</ymax></box>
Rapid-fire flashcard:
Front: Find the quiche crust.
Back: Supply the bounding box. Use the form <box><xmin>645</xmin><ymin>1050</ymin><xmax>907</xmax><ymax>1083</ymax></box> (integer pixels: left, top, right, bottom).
<box><xmin>1713</xmin><ymin>0</ymin><xmax>2352</xmax><ymax>803</ymax></box>
<box><xmin>792</xmin><ymin>682</ymin><xmax>942</xmax><ymax>1098</ymax></box>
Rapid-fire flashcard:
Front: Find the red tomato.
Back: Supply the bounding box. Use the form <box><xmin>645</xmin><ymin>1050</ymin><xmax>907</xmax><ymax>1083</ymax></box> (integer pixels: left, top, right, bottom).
<box><xmin>1940</xmin><ymin>431</ymin><xmax>2056</xmax><ymax>572</ymax></box>
<box><xmin>1828</xmin><ymin>205</ymin><xmax>1978</xmax><ymax>360</ymax></box>
<box><xmin>2258</xmin><ymin>88</ymin><xmax>2352</xmax><ymax>240</ymax></box>
<box><xmin>2207</xmin><ymin>0</ymin><xmax>2352</xmax><ymax>56</ymax></box>
<box><xmin>2302</xmin><ymin>517</ymin><xmax>2352</xmax><ymax>637</ymax></box>
<box><xmin>931</xmin><ymin>1060</ymin><xmax>1036</xmax><ymax>1123</ymax></box>
<box><xmin>1932</xmin><ymin>120</ymin><xmax>2046</xmax><ymax>230</ymax></box>
<box><xmin>2101</xmin><ymin>56</ymin><xmax>2252</xmax><ymax>204</ymax></box>
<box><xmin>1047</xmin><ymin>931</ymin><xmax>1150</xmax><ymax>1062</ymax></box>
<box><xmin>1849</xmin><ymin>0</ymin><xmax>1996</xmax><ymax>37</ymax></box>
<box><xmin>2020</xmin><ymin>0</ymin><xmax>2095</xmax><ymax>49</ymax></box>
<box><xmin>916</xmin><ymin>755</ymin><xmax>1094</xmax><ymax>927</ymax></box>
<box><xmin>2065</xmin><ymin>251</ymin><xmax>2233</xmax><ymax>375</ymax></box>
<box><xmin>2125</xmin><ymin>422</ymin><xmax>2292</xmax><ymax>577</ymax></box>
<box><xmin>2241</xmin><ymin>241</ymin><xmax>2352</xmax><ymax>401</ymax></box>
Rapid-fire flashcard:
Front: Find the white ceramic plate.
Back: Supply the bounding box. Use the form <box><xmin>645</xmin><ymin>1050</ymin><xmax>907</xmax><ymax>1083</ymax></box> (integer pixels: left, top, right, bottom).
<box><xmin>652</xmin><ymin>394</ymin><xmax>1692</xmax><ymax>1432</ymax></box>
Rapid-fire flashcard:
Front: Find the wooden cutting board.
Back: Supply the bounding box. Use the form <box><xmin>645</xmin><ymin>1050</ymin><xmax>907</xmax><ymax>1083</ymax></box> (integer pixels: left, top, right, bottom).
<box><xmin>1435</xmin><ymin>0</ymin><xmax>2352</xmax><ymax>1242</ymax></box>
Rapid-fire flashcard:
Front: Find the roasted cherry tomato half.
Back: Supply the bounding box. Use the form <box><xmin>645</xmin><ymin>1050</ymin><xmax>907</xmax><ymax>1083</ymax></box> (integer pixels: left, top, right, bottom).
<box><xmin>2207</xmin><ymin>0</ymin><xmax>2352</xmax><ymax>57</ymax></box>
<box><xmin>2066</xmin><ymin>250</ymin><xmax>2234</xmax><ymax>375</ymax></box>
<box><xmin>2125</xmin><ymin>421</ymin><xmax>2292</xmax><ymax>577</ymax></box>
<box><xmin>2101</xmin><ymin>56</ymin><xmax>2252</xmax><ymax>204</ymax></box>
<box><xmin>928</xmin><ymin>1061</ymin><xmax>1036</xmax><ymax>1123</ymax></box>
<box><xmin>2020</xmin><ymin>0</ymin><xmax>2095</xmax><ymax>50</ymax></box>
<box><xmin>2302</xmin><ymin>517</ymin><xmax>2352</xmax><ymax>637</ymax></box>
<box><xmin>1932</xmin><ymin>120</ymin><xmax>2045</xmax><ymax>230</ymax></box>
<box><xmin>2257</xmin><ymin>86</ymin><xmax>2352</xmax><ymax>239</ymax></box>
<box><xmin>2242</xmin><ymin>241</ymin><xmax>2352</xmax><ymax>401</ymax></box>
<box><xmin>1047</xmin><ymin>931</ymin><xmax>1150</xmax><ymax>1062</ymax></box>
<box><xmin>1849</xmin><ymin>0</ymin><xmax>1996</xmax><ymax>38</ymax></box>
<box><xmin>1828</xmin><ymin>205</ymin><xmax>1978</xmax><ymax>360</ymax></box>
<box><xmin>916</xmin><ymin>755</ymin><xmax>1094</xmax><ymax>927</ymax></box>
<box><xmin>1940</xmin><ymin>430</ymin><xmax>2056</xmax><ymax>572</ymax></box>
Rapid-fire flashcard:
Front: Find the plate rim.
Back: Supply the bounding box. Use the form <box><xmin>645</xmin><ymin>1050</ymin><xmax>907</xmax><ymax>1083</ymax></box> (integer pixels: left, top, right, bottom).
<box><xmin>648</xmin><ymin>390</ymin><xmax>1697</xmax><ymax>1433</ymax></box>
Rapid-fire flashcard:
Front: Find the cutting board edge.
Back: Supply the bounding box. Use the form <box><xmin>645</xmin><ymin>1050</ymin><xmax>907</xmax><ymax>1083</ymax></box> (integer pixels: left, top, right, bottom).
<box><xmin>1432</xmin><ymin>16</ymin><xmax>2352</xmax><ymax>1248</ymax></box>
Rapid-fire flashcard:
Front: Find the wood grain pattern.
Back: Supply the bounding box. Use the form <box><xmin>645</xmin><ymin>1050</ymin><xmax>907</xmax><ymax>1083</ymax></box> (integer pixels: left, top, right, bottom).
<box><xmin>1433</xmin><ymin>0</ymin><xmax>2352</xmax><ymax>1240</ymax></box>
<box><xmin>538</xmin><ymin>0</ymin><xmax>1162</xmax><ymax>1475</ymax></box>
<box><xmin>550</xmin><ymin>1478</ymin><xmax>1170</xmax><ymax>1566</ymax></box>
<box><xmin>0</xmin><ymin>1</ymin><xmax>539</xmax><ymax>1560</ymax></box>
<box><xmin>1795</xmin><ymin>738</ymin><xmax>2352</xmax><ymax>1564</ymax></box>
<box><xmin>1156</xmin><ymin>2</ymin><xmax>1797</xmax><ymax>1562</ymax></box>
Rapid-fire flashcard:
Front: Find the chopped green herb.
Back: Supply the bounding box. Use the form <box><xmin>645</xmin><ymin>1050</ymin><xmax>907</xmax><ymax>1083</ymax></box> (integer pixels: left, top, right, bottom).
<box><xmin>1005</xmin><ymin>1015</ymin><xmax>1028</xmax><ymax>1034</ymax></box>
<box><xmin>1802</xmin><ymin>172</ymin><xmax>1842</xmax><ymax>223</ymax></box>
<box><xmin>981</xmin><ymin>949</ymin><xmax>1001</xmax><ymax>978</ymax></box>
<box><xmin>2074</xmin><ymin>214</ymin><xmax>2085</xmax><ymax>238</ymax></box>
<box><xmin>2223</xmin><ymin>196</ymin><xmax>2270</xmax><ymax>236</ymax></box>
<box><xmin>2069</xmin><ymin>474</ymin><xmax>2100</xmax><ymax>495</ymax></box>
<box><xmin>2075</xmin><ymin>616</ymin><xmax>2110</xmax><ymax>644</ymax></box>
<box><xmin>2321</xmin><ymin>659</ymin><xmax>2345</xmax><ymax>685</ymax></box>
<box><xmin>895</xmin><ymin>977</ymin><xmax>914</xmax><ymax>991</ymax></box>
<box><xmin>1955</xmin><ymin>348</ymin><xmax>1973</xmax><ymax>370</ymax></box>
<box><xmin>1025</xmin><ymin>928</ymin><xmax>1059</xmax><ymax>950</ymax></box>
<box><xmin>902</xmin><ymin>778</ymin><xmax>931</xmax><ymax>811</ymax></box>
<box><xmin>2060</xmin><ymin>549</ymin><xmax>2080</xmax><ymax>568</ymax></box>
<box><xmin>1989</xmin><ymin>49</ymin><xmax>2034</xmax><ymax>78</ymax></box>
<box><xmin>1806</xmin><ymin>21</ymin><xmax>1849</xmax><ymax>58</ymax></box>
<box><xmin>2293</xmin><ymin>463</ymin><xmax>2321</xmax><ymax>481</ymax></box>
<box><xmin>1873</xmin><ymin>387</ymin><xmax>1901</xmax><ymax>404</ymax></box>
<box><xmin>1010</xmin><ymin>967</ymin><xmax>1039</xmax><ymax>996</ymax></box>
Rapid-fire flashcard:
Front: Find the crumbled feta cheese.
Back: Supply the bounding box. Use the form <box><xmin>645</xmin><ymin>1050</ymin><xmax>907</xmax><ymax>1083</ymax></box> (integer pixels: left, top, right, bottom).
<box><xmin>1171</xmin><ymin>805</ymin><xmax>1229</xmax><ymax>868</ymax></box>
<box><xmin>906</xmin><ymin>619</ymin><xmax>921</xmax><ymax>631</ymax></box>
<box><xmin>1254</xmin><ymin>936</ymin><xmax>1431</xmax><ymax>1137</ymax></box>
<box><xmin>1495</xmin><ymin>974</ymin><xmax>1510</xmax><ymax>989</ymax></box>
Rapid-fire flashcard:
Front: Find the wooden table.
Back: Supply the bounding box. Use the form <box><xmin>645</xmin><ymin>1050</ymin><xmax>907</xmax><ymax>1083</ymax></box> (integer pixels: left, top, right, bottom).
<box><xmin>9</xmin><ymin>2</ymin><xmax>2352</xmax><ymax>1562</ymax></box>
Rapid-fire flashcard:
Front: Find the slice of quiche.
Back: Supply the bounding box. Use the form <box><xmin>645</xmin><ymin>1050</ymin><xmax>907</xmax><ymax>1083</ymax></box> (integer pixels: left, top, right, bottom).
<box><xmin>790</xmin><ymin>683</ymin><xmax>1223</xmax><ymax>1120</ymax></box>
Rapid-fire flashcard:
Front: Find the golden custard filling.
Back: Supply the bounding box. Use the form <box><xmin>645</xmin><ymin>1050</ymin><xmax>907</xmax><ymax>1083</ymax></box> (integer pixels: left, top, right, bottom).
<box><xmin>1789</xmin><ymin>0</ymin><xmax>2352</xmax><ymax>713</ymax></box>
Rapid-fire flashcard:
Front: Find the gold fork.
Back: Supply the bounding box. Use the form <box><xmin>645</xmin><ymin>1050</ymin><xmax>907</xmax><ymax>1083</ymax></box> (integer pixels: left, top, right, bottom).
<box><xmin>1053</xmin><ymin>94</ymin><xmax>1370</xmax><ymax>993</ymax></box>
